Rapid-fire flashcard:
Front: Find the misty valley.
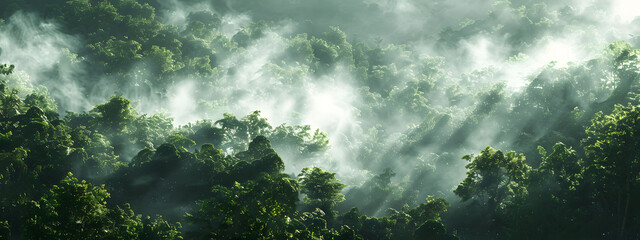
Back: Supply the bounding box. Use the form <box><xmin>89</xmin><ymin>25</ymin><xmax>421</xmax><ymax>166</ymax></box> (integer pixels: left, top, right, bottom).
<box><xmin>1</xmin><ymin>0</ymin><xmax>640</xmax><ymax>239</ymax></box>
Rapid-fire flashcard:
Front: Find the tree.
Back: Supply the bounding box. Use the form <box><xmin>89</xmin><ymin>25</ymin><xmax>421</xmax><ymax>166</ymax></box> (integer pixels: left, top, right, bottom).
<box><xmin>286</xmin><ymin>34</ymin><xmax>314</xmax><ymax>65</ymax></box>
<box><xmin>414</xmin><ymin>220</ymin><xmax>456</xmax><ymax>240</ymax></box>
<box><xmin>298</xmin><ymin>167</ymin><xmax>346</xmax><ymax>218</ymax></box>
<box><xmin>227</xmin><ymin>137</ymin><xmax>285</xmax><ymax>184</ymax></box>
<box><xmin>269</xmin><ymin>124</ymin><xmax>330</xmax><ymax>161</ymax></box>
<box><xmin>0</xmin><ymin>84</ymin><xmax>22</xmax><ymax>120</ymax></box>
<box><xmin>89</xmin><ymin>38</ymin><xmax>143</xmax><ymax>69</ymax></box>
<box><xmin>23</xmin><ymin>173</ymin><xmax>181</xmax><ymax>240</ymax></box>
<box><xmin>187</xmin><ymin>120</ymin><xmax>224</xmax><ymax>148</ymax></box>
<box><xmin>0</xmin><ymin>64</ymin><xmax>14</xmax><ymax>75</ymax></box>
<box><xmin>505</xmin><ymin>143</ymin><xmax>585</xmax><ymax>239</ymax></box>
<box><xmin>215</xmin><ymin>111</ymin><xmax>272</xmax><ymax>152</ymax></box>
<box><xmin>92</xmin><ymin>95</ymin><xmax>135</xmax><ymax>132</ymax></box>
<box><xmin>144</xmin><ymin>45</ymin><xmax>182</xmax><ymax>75</ymax></box>
<box><xmin>536</xmin><ymin>143</ymin><xmax>582</xmax><ymax>196</ymax></box>
<box><xmin>454</xmin><ymin>147</ymin><xmax>530</xmax><ymax>217</ymax></box>
<box><xmin>185</xmin><ymin>174</ymin><xmax>298</xmax><ymax>239</ymax></box>
<box><xmin>165</xmin><ymin>134</ymin><xmax>196</xmax><ymax>151</ymax></box>
<box><xmin>197</xmin><ymin>143</ymin><xmax>227</xmax><ymax>173</ymax></box>
<box><xmin>580</xmin><ymin>41</ymin><xmax>640</xmax><ymax>118</ymax></box>
<box><xmin>0</xmin><ymin>147</ymin><xmax>28</xmax><ymax>186</ymax></box>
<box><xmin>582</xmin><ymin>104</ymin><xmax>640</xmax><ymax>238</ymax></box>
<box><xmin>338</xmin><ymin>168</ymin><xmax>401</xmax><ymax>215</ymax></box>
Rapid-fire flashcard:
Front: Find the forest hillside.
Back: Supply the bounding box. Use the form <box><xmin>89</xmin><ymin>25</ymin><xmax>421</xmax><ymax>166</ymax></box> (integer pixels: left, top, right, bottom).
<box><xmin>1</xmin><ymin>0</ymin><xmax>640</xmax><ymax>239</ymax></box>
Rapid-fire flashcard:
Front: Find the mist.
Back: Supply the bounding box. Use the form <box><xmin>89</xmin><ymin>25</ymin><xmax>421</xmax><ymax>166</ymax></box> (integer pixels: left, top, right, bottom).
<box><xmin>2</xmin><ymin>0</ymin><xmax>640</xmax><ymax>239</ymax></box>
<box><xmin>3</xmin><ymin>0</ymin><xmax>639</xmax><ymax>195</ymax></box>
<box><xmin>3</xmin><ymin>0</ymin><xmax>639</xmax><ymax>193</ymax></box>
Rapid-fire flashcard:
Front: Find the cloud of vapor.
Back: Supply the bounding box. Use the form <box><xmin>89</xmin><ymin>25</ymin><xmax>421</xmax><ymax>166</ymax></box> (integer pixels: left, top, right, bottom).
<box><xmin>5</xmin><ymin>0</ymin><xmax>640</xmax><ymax>219</ymax></box>
<box><xmin>367</xmin><ymin>0</ymin><xmax>494</xmax><ymax>38</ymax></box>
<box><xmin>610</xmin><ymin>0</ymin><xmax>640</xmax><ymax>23</ymax></box>
<box><xmin>167</xmin><ymin>80</ymin><xmax>199</xmax><ymax>124</ymax></box>
<box><xmin>167</xmin><ymin>22</ymin><xmax>365</xmax><ymax>179</ymax></box>
<box><xmin>432</xmin><ymin>0</ymin><xmax>640</xmax><ymax>92</ymax></box>
<box><xmin>0</xmin><ymin>11</ymin><xmax>90</xmax><ymax>112</ymax></box>
<box><xmin>154</xmin><ymin>0</ymin><xmax>213</xmax><ymax>29</ymax></box>
<box><xmin>155</xmin><ymin>0</ymin><xmax>251</xmax><ymax>39</ymax></box>
<box><xmin>220</xmin><ymin>14</ymin><xmax>252</xmax><ymax>39</ymax></box>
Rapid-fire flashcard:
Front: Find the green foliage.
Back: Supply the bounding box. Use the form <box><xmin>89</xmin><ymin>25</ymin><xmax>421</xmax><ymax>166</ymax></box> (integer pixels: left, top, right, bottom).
<box><xmin>197</xmin><ymin>143</ymin><xmax>227</xmax><ymax>172</ymax></box>
<box><xmin>338</xmin><ymin>168</ymin><xmax>408</xmax><ymax>215</ymax></box>
<box><xmin>408</xmin><ymin>197</ymin><xmax>450</xmax><ymax>224</ymax></box>
<box><xmin>269</xmin><ymin>124</ymin><xmax>330</xmax><ymax>159</ymax></box>
<box><xmin>215</xmin><ymin>111</ymin><xmax>271</xmax><ymax>151</ymax></box>
<box><xmin>537</xmin><ymin>143</ymin><xmax>582</xmax><ymax>190</ymax></box>
<box><xmin>166</xmin><ymin>134</ymin><xmax>196</xmax><ymax>150</ymax></box>
<box><xmin>66</xmin><ymin>96</ymin><xmax>174</xmax><ymax>160</ymax></box>
<box><xmin>454</xmin><ymin>147</ymin><xmax>530</xmax><ymax>212</ymax></box>
<box><xmin>185</xmin><ymin>174</ymin><xmax>298</xmax><ymax>239</ymax></box>
<box><xmin>0</xmin><ymin>221</ymin><xmax>9</xmax><ymax>239</ymax></box>
<box><xmin>0</xmin><ymin>64</ymin><xmax>14</xmax><ymax>75</ymax></box>
<box><xmin>92</xmin><ymin>95</ymin><xmax>134</xmax><ymax>132</ymax></box>
<box><xmin>187</xmin><ymin>11</ymin><xmax>221</xmax><ymax>30</ymax></box>
<box><xmin>181</xmin><ymin>120</ymin><xmax>224</xmax><ymax>148</ymax></box>
<box><xmin>231</xmin><ymin>21</ymin><xmax>267</xmax><ymax>48</ymax></box>
<box><xmin>0</xmin><ymin>147</ymin><xmax>28</xmax><ymax>185</ymax></box>
<box><xmin>582</xmin><ymin>104</ymin><xmax>640</xmax><ymax>238</ymax></box>
<box><xmin>4</xmin><ymin>1</ymin><xmax>640</xmax><ymax>239</ymax></box>
<box><xmin>24</xmin><ymin>173</ymin><xmax>112</xmax><ymax>239</ymax></box>
<box><xmin>0</xmin><ymin>85</ymin><xmax>22</xmax><ymax>120</ymax></box>
<box><xmin>337</xmin><ymin>196</ymin><xmax>455</xmax><ymax>240</ymax></box>
<box><xmin>584</xmin><ymin>104</ymin><xmax>640</xmax><ymax>184</ymax></box>
<box><xmin>24</xmin><ymin>89</ymin><xmax>58</xmax><ymax>115</ymax></box>
<box><xmin>414</xmin><ymin>220</ymin><xmax>456</xmax><ymax>240</ymax></box>
<box><xmin>286</xmin><ymin>34</ymin><xmax>315</xmax><ymax>65</ymax></box>
<box><xmin>127</xmin><ymin>113</ymin><xmax>174</xmax><ymax>148</ymax></box>
<box><xmin>367</xmin><ymin>64</ymin><xmax>397</xmax><ymax>97</ymax></box>
<box><xmin>311</xmin><ymin>37</ymin><xmax>339</xmax><ymax>67</ymax></box>
<box><xmin>298</xmin><ymin>167</ymin><xmax>346</xmax><ymax>215</ymax></box>
<box><xmin>0</xmin><ymin>104</ymin><xmax>84</xmax><ymax>209</ymax></box>
<box><xmin>452</xmin><ymin>102</ymin><xmax>640</xmax><ymax>238</ymax></box>
<box><xmin>144</xmin><ymin>45</ymin><xmax>183</xmax><ymax>74</ymax></box>
<box><xmin>502</xmin><ymin>143</ymin><xmax>584</xmax><ymax>239</ymax></box>
<box><xmin>23</xmin><ymin>173</ymin><xmax>181</xmax><ymax>239</ymax></box>
<box><xmin>89</xmin><ymin>38</ymin><xmax>143</xmax><ymax>69</ymax></box>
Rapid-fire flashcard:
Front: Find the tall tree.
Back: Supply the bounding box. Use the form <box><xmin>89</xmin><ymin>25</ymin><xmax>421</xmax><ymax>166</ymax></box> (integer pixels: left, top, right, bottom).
<box><xmin>454</xmin><ymin>146</ymin><xmax>530</xmax><ymax>235</ymax></box>
<box><xmin>23</xmin><ymin>173</ymin><xmax>181</xmax><ymax>240</ymax></box>
<box><xmin>185</xmin><ymin>174</ymin><xmax>298</xmax><ymax>239</ymax></box>
<box><xmin>298</xmin><ymin>167</ymin><xmax>347</xmax><ymax>218</ymax></box>
<box><xmin>583</xmin><ymin>104</ymin><xmax>640</xmax><ymax>238</ymax></box>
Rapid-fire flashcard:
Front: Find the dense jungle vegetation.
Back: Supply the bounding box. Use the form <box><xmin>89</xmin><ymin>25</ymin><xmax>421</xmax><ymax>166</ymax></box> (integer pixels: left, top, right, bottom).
<box><xmin>1</xmin><ymin>0</ymin><xmax>640</xmax><ymax>239</ymax></box>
